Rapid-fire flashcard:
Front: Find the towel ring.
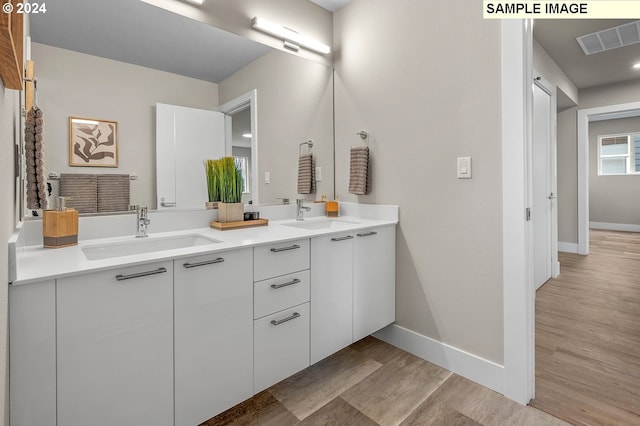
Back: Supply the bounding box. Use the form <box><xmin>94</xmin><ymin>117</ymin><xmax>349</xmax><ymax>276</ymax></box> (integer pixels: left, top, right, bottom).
<box><xmin>356</xmin><ymin>130</ymin><xmax>368</xmax><ymax>140</ymax></box>
<box><xmin>299</xmin><ymin>139</ymin><xmax>313</xmax><ymax>156</ymax></box>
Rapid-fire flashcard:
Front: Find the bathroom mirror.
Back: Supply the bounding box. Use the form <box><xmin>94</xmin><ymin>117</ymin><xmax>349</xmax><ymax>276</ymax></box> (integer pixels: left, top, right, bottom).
<box><xmin>25</xmin><ymin>0</ymin><xmax>334</xmax><ymax>216</ymax></box>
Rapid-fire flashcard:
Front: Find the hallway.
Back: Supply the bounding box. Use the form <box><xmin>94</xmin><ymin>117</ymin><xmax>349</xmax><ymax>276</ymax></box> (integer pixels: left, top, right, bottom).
<box><xmin>532</xmin><ymin>230</ymin><xmax>640</xmax><ymax>425</ymax></box>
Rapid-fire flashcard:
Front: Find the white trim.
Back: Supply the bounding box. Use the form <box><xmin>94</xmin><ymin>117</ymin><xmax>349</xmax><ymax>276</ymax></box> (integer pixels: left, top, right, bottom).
<box><xmin>590</xmin><ymin>222</ymin><xmax>640</xmax><ymax>233</ymax></box>
<box><xmin>374</xmin><ymin>325</ymin><xmax>504</xmax><ymax>394</ymax></box>
<box><xmin>218</xmin><ymin>90</ymin><xmax>259</xmax><ymax>204</ymax></box>
<box><xmin>558</xmin><ymin>241</ymin><xmax>579</xmax><ymax>253</ymax></box>
<box><xmin>577</xmin><ymin>101</ymin><xmax>640</xmax><ymax>255</ymax></box>
<box><xmin>501</xmin><ymin>19</ymin><xmax>535</xmax><ymax>405</ymax></box>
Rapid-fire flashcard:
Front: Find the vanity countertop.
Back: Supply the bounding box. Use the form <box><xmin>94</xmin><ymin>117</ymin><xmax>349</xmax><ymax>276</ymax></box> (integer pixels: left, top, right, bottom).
<box><xmin>12</xmin><ymin>216</ymin><xmax>397</xmax><ymax>285</ymax></box>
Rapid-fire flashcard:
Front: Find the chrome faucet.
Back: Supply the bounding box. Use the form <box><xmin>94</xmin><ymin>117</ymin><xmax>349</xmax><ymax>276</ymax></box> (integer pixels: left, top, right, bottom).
<box><xmin>136</xmin><ymin>206</ymin><xmax>151</xmax><ymax>238</ymax></box>
<box><xmin>296</xmin><ymin>199</ymin><xmax>311</xmax><ymax>221</ymax></box>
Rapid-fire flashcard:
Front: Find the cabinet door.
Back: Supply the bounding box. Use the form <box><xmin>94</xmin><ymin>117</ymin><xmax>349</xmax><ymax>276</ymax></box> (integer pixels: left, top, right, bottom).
<box><xmin>9</xmin><ymin>281</ymin><xmax>56</xmax><ymax>426</ymax></box>
<box><xmin>174</xmin><ymin>248</ymin><xmax>253</xmax><ymax>425</ymax></box>
<box><xmin>353</xmin><ymin>226</ymin><xmax>396</xmax><ymax>341</ymax></box>
<box><xmin>310</xmin><ymin>233</ymin><xmax>354</xmax><ymax>364</ymax></box>
<box><xmin>57</xmin><ymin>262</ymin><xmax>173</xmax><ymax>426</ymax></box>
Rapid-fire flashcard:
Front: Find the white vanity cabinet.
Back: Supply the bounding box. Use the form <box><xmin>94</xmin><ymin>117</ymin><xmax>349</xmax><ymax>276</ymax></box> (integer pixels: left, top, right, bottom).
<box><xmin>253</xmin><ymin>239</ymin><xmax>311</xmax><ymax>393</ymax></box>
<box><xmin>174</xmin><ymin>248</ymin><xmax>253</xmax><ymax>425</ymax></box>
<box><xmin>353</xmin><ymin>225</ymin><xmax>396</xmax><ymax>341</ymax></box>
<box><xmin>9</xmin><ymin>280</ymin><xmax>56</xmax><ymax>426</ymax></box>
<box><xmin>56</xmin><ymin>261</ymin><xmax>174</xmax><ymax>426</ymax></box>
<box><xmin>310</xmin><ymin>233</ymin><xmax>354</xmax><ymax>364</ymax></box>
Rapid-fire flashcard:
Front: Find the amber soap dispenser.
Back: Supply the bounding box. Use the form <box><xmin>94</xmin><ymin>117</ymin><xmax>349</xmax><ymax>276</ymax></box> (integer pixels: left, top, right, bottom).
<box><xmin>43</xmin><ymin>197</ymin><xmax>79</xmax><ymax>248</ymax></box>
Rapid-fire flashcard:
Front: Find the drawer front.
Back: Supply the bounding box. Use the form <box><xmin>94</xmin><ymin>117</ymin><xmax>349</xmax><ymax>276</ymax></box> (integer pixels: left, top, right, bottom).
<box><xmin>254</xmin><ymin>238</ymin><xmax>310</xmax><ymax>281</ymax></box>
<box><xmin>254</xmin><ymin>270</ymin><xmax>310</xmax><ymax>319</ymax></box>
<box><xmin>254</xmin><ymin>302</ymin><xmax>310</xmax><ymax>393</ymax></box>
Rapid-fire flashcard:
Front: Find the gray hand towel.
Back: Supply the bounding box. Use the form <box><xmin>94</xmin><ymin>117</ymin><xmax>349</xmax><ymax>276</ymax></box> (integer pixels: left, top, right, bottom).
<box><xmin>60</xmin><ymin>174</ymin><xmax>98</xmax><ymax>214</ymax></box>
<box><xmin>297</xmin><ymin>154</ymin><xmax>316</xmax><ymax>194</ymax></box>
<box><xmin>97</xmin><ymin>174</ymin><xmax>131</xmax><ymax>213</ymax></box>
<box><xmin>348</xmin><ymin>146</ymin><xmax>370</xmax><ymax>195</ymax></box>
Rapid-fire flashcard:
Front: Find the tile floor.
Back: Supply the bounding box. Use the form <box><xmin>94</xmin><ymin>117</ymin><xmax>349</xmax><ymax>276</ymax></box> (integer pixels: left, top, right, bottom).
<box><xmin>202</xmin><ymin>336</ymin><xmax>567</xmax><ymax>426</ymax></box>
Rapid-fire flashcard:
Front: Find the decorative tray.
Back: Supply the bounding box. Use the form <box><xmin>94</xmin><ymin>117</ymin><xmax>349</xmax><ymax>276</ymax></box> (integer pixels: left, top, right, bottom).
<box><xmin>210</xmin><ymin>218</ymin><xmax>269</xmax><ymax>230</ymax></box>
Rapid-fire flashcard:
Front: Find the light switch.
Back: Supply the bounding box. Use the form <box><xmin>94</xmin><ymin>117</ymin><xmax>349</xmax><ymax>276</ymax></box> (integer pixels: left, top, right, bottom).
<box><xmin>315</xmin><ymin>166</ymin><xmax>322</xmax><ymax>182</ymax></box>
<box><xmin>264</xmin><ymin>172</ymin><xmax>270</xmax><ymax>184</ymax></box>
<box><xmin>457</xmin><ymin>157</ymin><xmax>472</xmax><ymax>179</ymax></box>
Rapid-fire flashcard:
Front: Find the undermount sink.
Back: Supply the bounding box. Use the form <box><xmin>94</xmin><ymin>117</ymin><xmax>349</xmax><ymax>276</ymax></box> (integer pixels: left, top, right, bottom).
<box><xmin>281</xmin><ymin>217</ymin><xmax>360</xmax><ymax>230</ymax></box>
<box><xmin>82</xmin><ymin>234</ymin><xmax>222</xmax><ymax>260</ymax></box>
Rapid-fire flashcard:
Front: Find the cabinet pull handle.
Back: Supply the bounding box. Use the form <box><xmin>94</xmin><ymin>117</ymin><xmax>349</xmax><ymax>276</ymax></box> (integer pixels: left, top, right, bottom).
<box><xmin>115</xmin><ymin>267</ymin><xmax>167</xmax><ymax>281</ymax></box>
<box><xmin>331</xmin><ymin>235</ymin><xmax>353</xmax><ymax>242</ymax></box>
<box><xmin>270</xmin><ymin>244</ymin><xmax>301</xmax><ymax>252</ymax></box>
<box><xmin>183</xmin><ymin>257</ymin><xmax>224</xmax><ymax>268</ymax></box>
<box><xmin>270</xmin><ymin>278</ymin><xmax>301</xmax><ymax>289</ymax></box>
<box><xmin>270</xmin><ymin>312</ymin><xmax>301</xmax><ymax>326</ymax></box>
<box><xmin>357</xmin><ymin>231</ymin><xmax>378</xmax><ymax>237</ymax></box>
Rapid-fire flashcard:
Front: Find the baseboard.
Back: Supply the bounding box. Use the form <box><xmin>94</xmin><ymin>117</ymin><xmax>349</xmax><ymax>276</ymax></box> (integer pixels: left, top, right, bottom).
<box><xmin>558</xmin><ymin>241</ymin><xmax>578</xmax><ymax>253</ymax></box>
<box><xmin>589</xmin><ymin>222</ymin><xmax>640</xmax><ymax>233</ymax></box>
<box><xmin>373</xmin><ymin>324</ymin><xmax>504</xmax><ymax>395</ymax></box>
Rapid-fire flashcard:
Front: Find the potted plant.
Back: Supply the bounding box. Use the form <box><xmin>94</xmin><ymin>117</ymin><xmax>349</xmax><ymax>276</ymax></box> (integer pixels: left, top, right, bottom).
<box><xmin>216</xmin><ymin>156</ymin><xmax>244</xmax><ymax>222</ymax></box>
<box><xmin>204</xmin><ymin>159</ymin><xmax>220</xmax><ymax>209</ymax></box>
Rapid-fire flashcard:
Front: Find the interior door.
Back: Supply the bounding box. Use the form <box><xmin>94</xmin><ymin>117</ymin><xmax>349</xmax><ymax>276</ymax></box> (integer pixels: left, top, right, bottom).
<box><xmin>156</xmin><ymin>104</ymin><xmax>226</xmax><ymax>209</ymax></box>
<box><xmin>532</xmin><ymin>79</ymin><xmax>557</xmax><ymax>290</ymax></box>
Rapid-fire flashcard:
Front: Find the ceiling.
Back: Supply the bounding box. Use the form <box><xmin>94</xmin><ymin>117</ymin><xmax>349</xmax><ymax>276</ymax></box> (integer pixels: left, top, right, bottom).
<box><xmin>534</xmin><ymin>19</ymin><xmax>640</xmax><ymax>90</ymax></box>
<box><xmin>29</xmin><ymin>0</ymin><xmax>271</xmax><ymax>83</ymax></box>
<box><xmin>309</xmin><ymin>0</ymin><xmax>352</xmax><ymax>12</ymax></box>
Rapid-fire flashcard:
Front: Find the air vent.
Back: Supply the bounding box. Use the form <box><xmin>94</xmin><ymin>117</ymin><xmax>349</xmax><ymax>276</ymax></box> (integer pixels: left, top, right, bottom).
<box><xmin>577</xmin><ymin>21</ymin><xmax>640</xmax><ymax>55</ymax></box>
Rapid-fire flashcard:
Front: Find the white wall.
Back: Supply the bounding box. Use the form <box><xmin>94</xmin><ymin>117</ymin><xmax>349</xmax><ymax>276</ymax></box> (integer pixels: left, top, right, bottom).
<box><xmin>219</xmin><ymin>49</ymin><xmax>334</xmax><ymax>203</ymax></box>
<box><xmin>589</xmin><ymin>117</ymin><xmax>640</xmax><ymax>225</ymax></box>
<box><xmin>532</xmin><ymin>39</ymin><xmax>578</xmax><ymax>108</ymax></box>
<box><xmin>31</xmin><ymin>43</ymin><xmax>219</xmax><ymax>209</ymax></box>
<box><xmin>0</xmin><ymin>78</ymin><xmax>20</xmax><ymax>426</ymax></box>
<box><xmin>557</xmin><ymin>79</ymin><xmax>640</xmax><ymax>243</ymax></box>
<box><xmin>334</xmin><ymin>0</ymin><xmax>503</xmax><ymax>363</ymax></box>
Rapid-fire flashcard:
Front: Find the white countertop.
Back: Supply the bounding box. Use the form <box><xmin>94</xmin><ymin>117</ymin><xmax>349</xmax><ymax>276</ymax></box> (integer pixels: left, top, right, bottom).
<box><xmin>13</xmin><ymin>216</ymin><xmax>397</xmax><ymax>285</ymax></box>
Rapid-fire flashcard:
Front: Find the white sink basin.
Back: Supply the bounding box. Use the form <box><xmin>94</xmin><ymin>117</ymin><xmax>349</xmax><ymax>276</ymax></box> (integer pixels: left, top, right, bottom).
<box><xmin>281</xmin><ymin>218</ymin><xmax>360</xmax><ymax>230</ymax></box>
<box><xmin>82</xmin><ymin>234</ymin><xmax>222</xmax><ymax>260</ymax></box>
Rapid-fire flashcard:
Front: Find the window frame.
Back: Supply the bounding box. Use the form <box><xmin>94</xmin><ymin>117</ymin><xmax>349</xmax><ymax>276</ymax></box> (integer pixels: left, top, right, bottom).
<box><xmin>597</xmin><ymin>132</ymin><xmax>640</xmax><ymax>176</ymax></box>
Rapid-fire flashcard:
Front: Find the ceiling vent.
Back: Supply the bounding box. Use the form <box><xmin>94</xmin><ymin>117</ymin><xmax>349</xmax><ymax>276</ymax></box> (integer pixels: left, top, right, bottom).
<box><xmin>577</xmin><ymin>20</ymin><xmax>640</xmax><ymax>55</ymax></box>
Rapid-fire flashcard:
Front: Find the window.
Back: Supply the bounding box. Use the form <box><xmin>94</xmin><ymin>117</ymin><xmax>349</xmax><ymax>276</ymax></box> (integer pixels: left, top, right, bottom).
<box><xmin>598</xmin><ymin>133</ymin><xmax>640</xmax><ymax>175</ymax></box>
<box><xmin>234</xmin><ymin>156</ymin><xmax>250</xmax><ymax>194</ymax></box>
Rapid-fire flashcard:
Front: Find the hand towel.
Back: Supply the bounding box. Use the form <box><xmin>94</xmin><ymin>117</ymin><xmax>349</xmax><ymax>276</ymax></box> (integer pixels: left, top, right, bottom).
<box><xmin>60</xmin><ymin>174</ymin><xmax>98</xmax><ymax>213</ymax></box>
<box><xmin>297</xmin><ymin>154</ymin><xmax>316</xmax><ymax>194</ymax></box>
<box><xmin>97</xmin><ymin>174</ymin><xmax>130</xmax><ymax>213</ymax></box>
<box><xmin>348</xmin><ymin>146</ymin><xmax>370</xmax><ymax>195</ymax></box>
<box><xmin>24</xmin><ymin>106</ymin><xmax>48</xmax><ymax>210</ymax></box>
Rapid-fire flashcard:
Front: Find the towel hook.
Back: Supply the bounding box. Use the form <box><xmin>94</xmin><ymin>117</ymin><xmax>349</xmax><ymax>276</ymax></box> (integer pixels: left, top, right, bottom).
<box><xmin>299</xmin><ymin>139</ymin><xmax>313</xmax><ymax>156</ymax></box>
<box><xmin>356</xmin><ymin>130</ymin><xmax>368</xmax><ymax>140</ymax></box>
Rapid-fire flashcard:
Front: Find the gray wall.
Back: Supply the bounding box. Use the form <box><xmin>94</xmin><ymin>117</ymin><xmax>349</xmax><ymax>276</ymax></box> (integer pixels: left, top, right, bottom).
<box><xmin>334</xmin><ymin>0</ymin><xmax>504</xmax><ymax>363</ymax></box>
<box><xmin>557</xmin><ymin>79</ymin><xmax>640</xmax><ymax>243</ymax></box>
<box><xmin>219</xmin><ymin>49</ymin><xmax>334</xmax><ymax>204</ymax></box>
<box><xmin>31</xmin><ymin>43</ymin><xmax>219</xmax><ymax>209</ymax></box>
<box><xmin>589</xmin><ymin>117</ymin><xmax>640</xmax><ymax>225</ymax></box>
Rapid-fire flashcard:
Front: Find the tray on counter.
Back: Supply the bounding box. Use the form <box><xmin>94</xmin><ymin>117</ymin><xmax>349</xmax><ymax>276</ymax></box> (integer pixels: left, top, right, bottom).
<box><xmin>210</xmin><ymin>218</ymin><xmax>269</xmax><ymax>230</ymax></box>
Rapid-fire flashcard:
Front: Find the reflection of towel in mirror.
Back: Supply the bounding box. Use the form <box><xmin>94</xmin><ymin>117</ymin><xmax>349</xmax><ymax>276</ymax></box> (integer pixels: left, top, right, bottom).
<box><xmin>97</xmin><ymin>174</ymin><xmax>130</xmax><ymax>213</ymax></box>
<box><xmin>297</xmin><ymin>154</ymin><xmax>316</xmax><ymax>194</ymax></box>
<box><xmin>24</xmin><ymin>106</ymin><xmax>48</xmax><ymax>210</ymax></box>
<box><xmin>348</xmin><ymin>146</ymin><xmax>370</xmax><ymax>195</ymax></box>
<box><xmin>60</xmin><ymin>174</ymin><xmax>98</xmax><ymax>214</ymax></box>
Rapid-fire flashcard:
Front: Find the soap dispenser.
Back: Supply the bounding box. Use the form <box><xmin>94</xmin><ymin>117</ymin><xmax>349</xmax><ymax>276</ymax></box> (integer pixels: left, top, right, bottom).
<box><xmin>43</xmin><ymin>196</ymin><xmax>79</xmax><ymax>248</ymax></box>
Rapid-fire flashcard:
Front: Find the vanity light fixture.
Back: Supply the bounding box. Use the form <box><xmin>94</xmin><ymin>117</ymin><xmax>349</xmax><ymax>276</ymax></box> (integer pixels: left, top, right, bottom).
<box><xmin>182</xmin><ymin>0</ymin><xmax>205</xmax><ymax>4</ymax></box>
<box><xmin>251</xmin><ymin>17</ymin><xmax>331</xmax><ymax>55</ymax></box>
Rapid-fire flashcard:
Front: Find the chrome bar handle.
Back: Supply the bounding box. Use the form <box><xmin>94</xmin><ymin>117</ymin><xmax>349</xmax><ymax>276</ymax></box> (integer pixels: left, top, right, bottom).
<box><xmin>270</xmin><ymin>312</ymin><xmax>301</xmax><ymax>326</ymax></box>
<box><xmin>270</xmin><ymin>244</ymin><xmax>301</xmax><ymax>252</ymax></box>
<box><xmin>160</xmin><ymin>201</ymin><xmax>176</xmax><ymax>207</ymax></box>
<box><xmin>357</xmin><ymin>231</ymin><xmax>378</xmax><ymax>237</ymax></box>
<box><xmin>116</xmin><ymin>267</ymin><xmax>167</xmax><ymax>281</ymax></box>
<box><xmin>271</xmin><ymin>278</ymin><xmax>301</xmax><ymax>289</ymax></box>
<box><xmin>183</xmin><ymin>257</ymin><xmax>224</xmax><ymax>268</ymax></box>
<box><xmin>331</xmin><ymin>235</ymin><xmax>354</xmax><ymax>242</ymax></box>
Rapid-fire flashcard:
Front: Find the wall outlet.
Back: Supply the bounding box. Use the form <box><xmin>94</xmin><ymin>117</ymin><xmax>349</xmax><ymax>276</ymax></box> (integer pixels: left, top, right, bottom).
<box><xmin>264</xmin><ymin>172</ymin><xmax>270</xmax><ymax>184</ymax></box>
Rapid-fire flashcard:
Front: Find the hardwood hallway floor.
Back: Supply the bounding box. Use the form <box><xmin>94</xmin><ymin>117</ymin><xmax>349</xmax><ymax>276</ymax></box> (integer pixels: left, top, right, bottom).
<box><xmin>531</xmin><ymin>229</ymin><xmax>640</xmax><ymax>425</ymax></box>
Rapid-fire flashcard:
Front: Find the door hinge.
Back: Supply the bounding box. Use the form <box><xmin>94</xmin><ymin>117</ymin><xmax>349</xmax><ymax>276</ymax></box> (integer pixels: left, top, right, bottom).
<box><xmin>526</xmin><ymin>207</ymin><xmax>531</xmax><ymax>221</ymax></box>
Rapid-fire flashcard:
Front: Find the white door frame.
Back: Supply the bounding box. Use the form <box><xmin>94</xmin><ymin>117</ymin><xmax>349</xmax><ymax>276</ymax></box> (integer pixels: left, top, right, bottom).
<box><xmin>577</xmin><ymin>101</ymin><xmax>640</xmax><ymax>254</ymax></box>
<box><xmin>502</xmin><ymin>19</ymin><xmax>535</xmax><ymax>404</ymax></box>
<box><xmin>533</xmin><ymin>74</ymin><xmax>560</xmax><ymax>279</ymax></box>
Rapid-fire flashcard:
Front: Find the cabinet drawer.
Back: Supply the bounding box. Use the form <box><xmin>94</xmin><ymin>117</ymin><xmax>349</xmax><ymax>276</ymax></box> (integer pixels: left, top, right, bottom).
<box><xmin>254</xmin><ymin>238</ymin><xmax>309</xmax><ymax>281</ymax></box>
<box><xmin>254</xmin><ymin>270</ymin><xmax>310</xmax><ymax>319</ymax></box>
<box><xmin>254</xmin><ymin>302</ymin><xmax>310</xmax><ymax>393</ymax></box>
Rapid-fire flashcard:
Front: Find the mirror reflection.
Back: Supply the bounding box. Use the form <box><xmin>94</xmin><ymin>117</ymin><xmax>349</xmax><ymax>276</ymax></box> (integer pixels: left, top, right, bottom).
<box><xmin>27</xmin><ymin>0</ymin><xmax>334</xmax><ymax>216</ymax></box>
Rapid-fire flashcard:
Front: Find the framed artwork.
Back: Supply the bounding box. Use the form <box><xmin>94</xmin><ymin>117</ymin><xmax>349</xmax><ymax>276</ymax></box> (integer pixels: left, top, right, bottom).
<box><xmin>69</xmin><ymin>117</ymin><xmax>118</xmax><ymax>167</ymax></box>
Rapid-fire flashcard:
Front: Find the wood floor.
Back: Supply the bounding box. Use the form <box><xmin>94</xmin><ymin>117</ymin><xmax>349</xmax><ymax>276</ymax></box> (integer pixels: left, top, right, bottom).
<box><xmin>531</xmin><ymin>229</ymin><xmax>640</xmax><ymax>425</ymax></box>
<box><xmin>203</xmin><ymin>336</ymin><xmax>566</xmax><ymax>426</ymax></box>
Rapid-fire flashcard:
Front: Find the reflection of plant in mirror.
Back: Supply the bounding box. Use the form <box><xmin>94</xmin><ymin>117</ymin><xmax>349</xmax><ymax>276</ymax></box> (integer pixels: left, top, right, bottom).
<box><xmin>74</xmin><ymin>124</ymin><xmax>115</xmax><ymax>163</ymax></box>
<box><xmin>217</xmin><ymin>157</ymin><xmax>244</xmax><ymax>203</ymax></box>
<box><xmin>204</xmin><ymin>159</ymin><xmax>220</xmax><ymax>202</ymax></box>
